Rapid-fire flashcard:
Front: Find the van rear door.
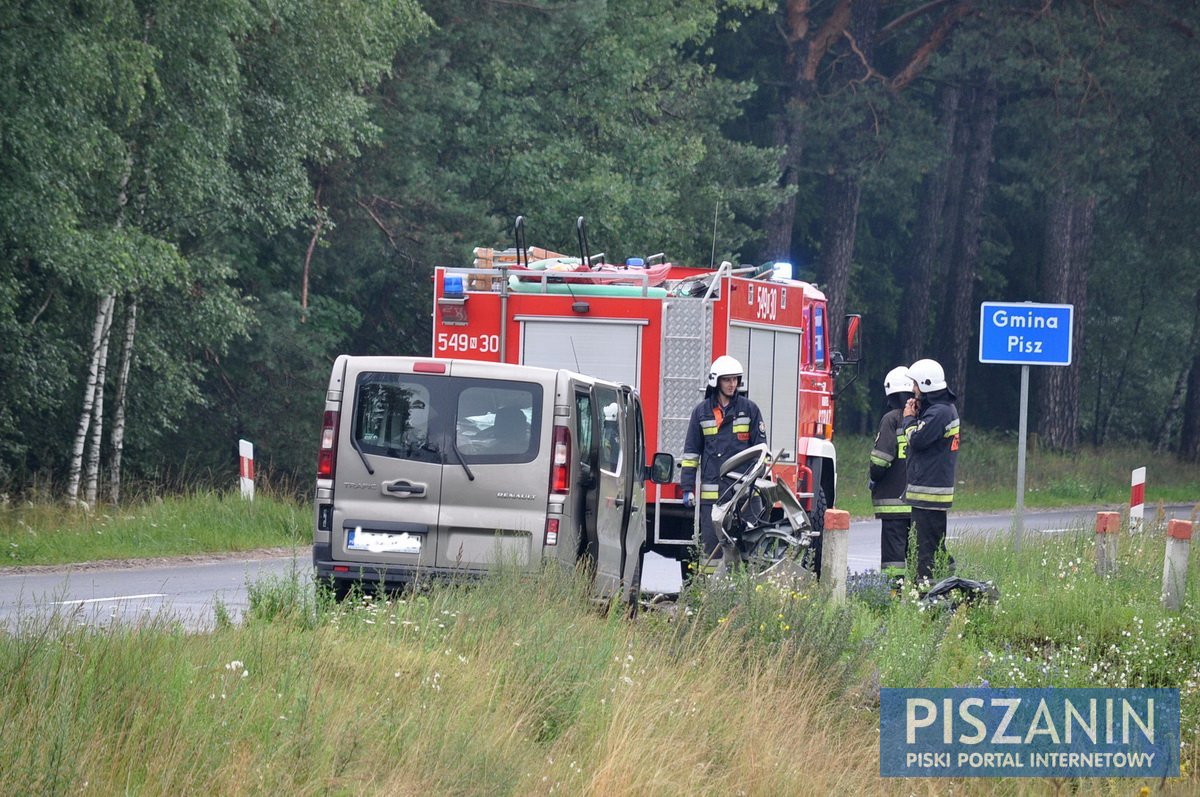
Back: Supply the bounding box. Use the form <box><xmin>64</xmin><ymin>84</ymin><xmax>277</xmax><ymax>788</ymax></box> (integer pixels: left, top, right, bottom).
<box><xmin>619</xmin><ymin>387</ymin><xmax>648</xmax><ymax>593</ymax></box>
<box><xmin>334</xmin><ymin>361</ymin><xmax>446</xmax><ymax>570</ymax></box>
<box><xmin>588</xmin><ymin>382</ymin><xmax>629</xmax><ymax>591</ymax></box>
<box><xmin>434</xmin><ymin>361</ymin><xmax>549</xmax><ymax>572</ymax></box>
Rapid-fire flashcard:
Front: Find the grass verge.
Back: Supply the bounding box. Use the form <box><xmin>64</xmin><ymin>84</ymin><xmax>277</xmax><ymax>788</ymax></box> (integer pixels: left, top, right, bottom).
<box><xmin>0</xmin><ymin>490</ymin><xmax>306</xmax><ymax>566</ymax></box>
<box><xmin>3</xmin><ymin>525</ymin><xmax>1199</xmax><ymax>795</ymax></box>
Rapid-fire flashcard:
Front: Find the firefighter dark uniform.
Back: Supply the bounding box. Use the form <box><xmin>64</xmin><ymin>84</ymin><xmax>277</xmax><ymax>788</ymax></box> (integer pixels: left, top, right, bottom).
<box><xmin>680</xmin><ymin>392</ymin><xmax>766</xmax><ymax>560</ymax></box>
<box><xmin>902</xmin><ymin>376</ymin><xmax>960</xmax><ymax>583</ymax></box>
<box><xmin>870</xmin><ymin>405</ymin><xmax>912</xmax><ymax>576</ymax></box>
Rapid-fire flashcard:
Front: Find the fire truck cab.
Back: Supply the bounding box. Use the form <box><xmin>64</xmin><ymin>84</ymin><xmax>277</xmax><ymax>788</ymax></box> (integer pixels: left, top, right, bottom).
<box><xmin>431</xmin><ymin>228</ymin><xmax>861</xmax><ymax>568</ymax></box>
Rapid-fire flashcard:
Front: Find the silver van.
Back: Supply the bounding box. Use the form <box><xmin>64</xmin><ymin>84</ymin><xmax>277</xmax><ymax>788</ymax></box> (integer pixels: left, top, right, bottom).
<box><xmin>313</xmin><ymin>356</ymin><xmax>673</xmax><ymax>599</ymax></box>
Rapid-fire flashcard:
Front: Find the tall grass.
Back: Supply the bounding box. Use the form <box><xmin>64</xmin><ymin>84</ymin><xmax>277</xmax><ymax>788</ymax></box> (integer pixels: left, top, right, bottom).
<box><xmin>3</xmin><ymin>538</ymin><xmax>1199</xmax><ymax>794</ymax></box>
<box><xmin>0</xmin><ymin>565</ymin><xmax>879</xmax><ymax>796</ymax></box>
<box><xmin>0</xmin><ymin>490</ymin><xmax>306</xmax><ymax>566</ymax></box>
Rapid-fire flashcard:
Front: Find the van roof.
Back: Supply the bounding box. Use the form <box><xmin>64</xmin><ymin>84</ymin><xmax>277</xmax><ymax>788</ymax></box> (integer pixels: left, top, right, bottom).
<box><xmin>337</xmin><ymin>356</ymin><xmax>627</xmax><ymax>389</ymax></box>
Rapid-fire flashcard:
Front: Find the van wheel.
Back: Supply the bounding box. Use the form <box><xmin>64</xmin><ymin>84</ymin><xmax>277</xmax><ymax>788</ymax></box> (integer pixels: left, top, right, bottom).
<box><xmin>324</xmin><ymin>578</ymin><xmax>353</xmax><ymax>602</ymax></box>
<box><xmin>625</xmin><ymin>556</ymin><xmax>643</xmax><ymax>619</ymax></box>
<box><xmin>576</xmin><ymin>525</ymin><xmax>598</xmax><ymax>574</ymax></box>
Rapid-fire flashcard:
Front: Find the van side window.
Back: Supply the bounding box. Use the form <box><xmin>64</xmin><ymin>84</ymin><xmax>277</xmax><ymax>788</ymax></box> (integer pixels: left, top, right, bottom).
<box><xmin>353</xmin><ymin>374</ymin><xmax>439</xmax><ymax>463</ymax></box>
<box><xmin>595</xmin><ymin>386</ymin><xmax>622</xmax><ymax>473</ymax></box>
<box><xmin>575</xmin><ymin>391</ymin><xmax>593</xmax><ymax>467</ymax></box>
<box><xmin>455</xmin><ymin>383</ymin><xmax>541</xmax><ymax>463</ymax></box>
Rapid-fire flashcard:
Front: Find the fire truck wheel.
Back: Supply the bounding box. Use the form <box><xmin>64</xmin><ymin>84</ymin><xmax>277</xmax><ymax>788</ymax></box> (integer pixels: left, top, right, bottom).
<box><xmin>810</xmin><ymin>485</ymin><xmax>827</xmax><ymax>531</ymax></box>
<box><xmin>803</xmin><ymin>486</ymin><xmax>827</xmax><ymax>575</ymax></box>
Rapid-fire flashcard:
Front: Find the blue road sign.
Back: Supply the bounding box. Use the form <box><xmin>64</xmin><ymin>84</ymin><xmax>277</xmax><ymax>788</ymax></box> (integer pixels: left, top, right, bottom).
<box><xmin>979</xmin><ymin>302</ymin><xmax>1073</xmax><ymax>366</ymax></box>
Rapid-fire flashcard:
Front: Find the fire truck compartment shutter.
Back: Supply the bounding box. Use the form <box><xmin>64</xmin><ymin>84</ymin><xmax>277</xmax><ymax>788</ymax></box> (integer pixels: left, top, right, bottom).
<box><xmin>520</xmin><ymin>320</ymin><xmax>642</xmax><ymax>388</ymax></box>
<box><xmin>728</xmin><ymin>325</ymin><xmax>800</xmax><ymax>461</ymax></box>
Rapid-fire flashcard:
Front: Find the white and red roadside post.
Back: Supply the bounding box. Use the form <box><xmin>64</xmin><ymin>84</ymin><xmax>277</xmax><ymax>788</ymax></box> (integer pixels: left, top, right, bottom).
<box><xmin>1162</xmin><ymin>519</ymin><xmax>1192</xmax><ymax>611</ymax></box>
<box><xmin>239</xmin><ymin>439</ymin><xmax>255</xmax><ymax>501</ymax></box>
<box><xmin>1094</xmin><ymin>511</ymin><xmax>1120</xmax><ymax>577</ymax></box>
<box><xmin>1129</xmin><ymin>466</ymin><xmax>1146</xmax><ymax>533</ymax></box>
<box><xmin>823</xmin><ymin>509</ymin><xmax>850</xmax><ymax>603</ymax></box>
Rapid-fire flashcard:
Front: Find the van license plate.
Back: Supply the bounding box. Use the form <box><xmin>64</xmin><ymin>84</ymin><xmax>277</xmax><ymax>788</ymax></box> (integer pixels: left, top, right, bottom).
<box><xmin>346</xmin><ymin>529</ymin><xmax>422</xmax><ymax>554</ymax></box>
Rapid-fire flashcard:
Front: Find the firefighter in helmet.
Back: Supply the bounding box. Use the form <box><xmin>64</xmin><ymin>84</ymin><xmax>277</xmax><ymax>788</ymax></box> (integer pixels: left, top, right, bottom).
<box><xmin>870</xmin><ymin>367</ymin><xmax>915</xmax><ymax>584</ymax></box>
<box><xmin>901</xmin><ymin>358</ymin><xmax>961</xmax><ymax>584</ymax></box>
<box><xmin>679</xmin><ymin>355</ymin><xmax>767</xmax><ymax>571</ymax></box>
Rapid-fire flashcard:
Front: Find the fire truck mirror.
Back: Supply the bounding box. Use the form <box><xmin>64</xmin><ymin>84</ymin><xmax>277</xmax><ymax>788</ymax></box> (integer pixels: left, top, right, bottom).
<box><xmin>647</xmin><ymin>452</ymin><xmax>675</xmax><ymax>484</ymax></box>
<box><xmin>842</xmin><ymin>313</ymin><xmax>863</xmax><ymax>364</ymax></box>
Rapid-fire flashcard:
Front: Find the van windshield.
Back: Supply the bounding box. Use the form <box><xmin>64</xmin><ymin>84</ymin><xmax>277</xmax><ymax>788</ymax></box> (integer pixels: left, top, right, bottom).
<box><xmin>353</xmin><ymin>373</ymin><xmax>541</xmax><ymax>465</ymax></box>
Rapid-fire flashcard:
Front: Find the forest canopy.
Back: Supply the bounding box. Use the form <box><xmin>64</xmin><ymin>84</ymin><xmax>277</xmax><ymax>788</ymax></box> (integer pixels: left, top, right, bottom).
<box><xmin>1</xmin><ymin>0</ymin><xmax>1198</xmax><ymax>497</ymax></box>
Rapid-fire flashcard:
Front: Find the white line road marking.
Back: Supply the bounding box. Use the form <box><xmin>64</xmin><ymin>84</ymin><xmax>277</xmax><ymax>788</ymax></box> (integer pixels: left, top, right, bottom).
<box><xmin>54</xmin><ymin>594</ymin><xmax>167</xmax><ymax>606</ymax></box>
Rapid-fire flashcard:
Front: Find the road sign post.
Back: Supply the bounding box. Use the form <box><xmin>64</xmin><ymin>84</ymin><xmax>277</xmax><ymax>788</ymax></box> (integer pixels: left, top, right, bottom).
<box><xmin>979</xmin><ymin>302</ymin><xmax>1074</xmax><ymax>550</ymax></box>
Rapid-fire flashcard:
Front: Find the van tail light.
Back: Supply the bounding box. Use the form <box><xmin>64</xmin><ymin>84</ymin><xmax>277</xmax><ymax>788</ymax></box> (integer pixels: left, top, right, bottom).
<box><xmin>550</xmin><ymin>425</ymin><xmax>571</xmax><ymax>494</ymax></box>
<box><xmin>544</xmin><ymin>517</ymin><xmax>559</xmax><ymax>546</ymax></box>
<box><xmin>317</xmin><ymin>410</ymin><xmax>339</xmax><ymax>479</ymax></box>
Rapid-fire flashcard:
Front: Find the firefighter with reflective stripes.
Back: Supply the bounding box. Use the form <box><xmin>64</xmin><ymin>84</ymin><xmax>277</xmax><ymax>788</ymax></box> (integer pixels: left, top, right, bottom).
<box><xmin>901</xmin><ymin>358</ymin><xmax>961</xmax><ymax>583</ymax></box>
<box><xmin>679</xmin><ymin>355</ymin><xmax>766</xmax><ymax>570</ymax></box>
<box><xmin>870</xmin><ymin>367</ymin><xmax>915</xmax><ymax>581</ymax></box>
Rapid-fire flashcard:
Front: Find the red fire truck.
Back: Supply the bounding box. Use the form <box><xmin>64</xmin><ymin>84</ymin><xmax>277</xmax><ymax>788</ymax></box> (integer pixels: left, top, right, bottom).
<box><xmin>430</xmin><ymin>219</ymin><xmax>861</xmax><ymax>569</ymax></box>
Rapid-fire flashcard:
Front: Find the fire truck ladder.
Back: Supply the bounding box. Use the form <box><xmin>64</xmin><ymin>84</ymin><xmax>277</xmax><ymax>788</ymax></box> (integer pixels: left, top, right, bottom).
<box><xmin>659</xmin><ymin>296</ymin><xmax>713</xmax><ymax>462</ymax></box>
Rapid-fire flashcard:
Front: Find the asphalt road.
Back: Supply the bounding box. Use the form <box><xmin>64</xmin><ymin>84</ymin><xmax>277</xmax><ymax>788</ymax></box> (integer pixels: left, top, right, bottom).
<box><xmin>0</xmin><ymin>550</ymin><xmax>309</xmax><ymax>633</ymax></box>
<box><xmin>1</xmin><ymin>504</ymin><xmax>1195</xmax><ymax>630</ymax></box>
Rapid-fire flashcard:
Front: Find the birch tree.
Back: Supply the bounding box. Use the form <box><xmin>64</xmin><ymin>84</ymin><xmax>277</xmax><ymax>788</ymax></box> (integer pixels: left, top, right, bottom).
<box><xmin>109</xmin><ymin>299</ymin><xmax>137</xmax><ymax>504</ymax></box>
<box><xmin>65</xmin><ymin>294</ymin><xmax>115</xmax><ymax>505</ymax></box>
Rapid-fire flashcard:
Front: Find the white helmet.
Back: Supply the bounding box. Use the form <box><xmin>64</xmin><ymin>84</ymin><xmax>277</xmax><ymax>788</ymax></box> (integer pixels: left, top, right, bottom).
<box><xmin>907</xmin><ymin>358</ymin><xmax>947</xmax><ymax>392</ymax></box>
<box><xmin>707</xmin><ymin>355</ymin><xmax>744</xmax><ymax>388</ymax></box>
<box><xmin>884</xmin><ymin>366</ymin><xmax>914</xmax><ymax>396</ymax></box>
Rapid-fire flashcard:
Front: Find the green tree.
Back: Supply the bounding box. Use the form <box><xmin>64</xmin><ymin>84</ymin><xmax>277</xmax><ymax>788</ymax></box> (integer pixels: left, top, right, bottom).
<box><xmin>0</xmin><ymin>0</ymin><xmax>428</xmax><ymax>496</ymax></box>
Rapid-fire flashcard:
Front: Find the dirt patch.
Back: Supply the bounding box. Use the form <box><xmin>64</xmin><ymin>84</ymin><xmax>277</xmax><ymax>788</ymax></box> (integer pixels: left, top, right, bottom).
<box><xmin>0</xmin><ymin>546</ymin><xmax>306</xmax><ymax>576</ymax></box>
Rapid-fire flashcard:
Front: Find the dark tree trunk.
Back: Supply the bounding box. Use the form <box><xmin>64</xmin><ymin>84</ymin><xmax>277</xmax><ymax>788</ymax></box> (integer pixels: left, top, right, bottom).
<box><xmin>901</xmin><ymin>85</ymin><xmax>960</xmax><ymax>363</ymax></box>
<box><xmin>819</xmin><ymin>175</ymin><xmax>862</xmax><ymax>347</ymax></box>
<box><xmin>1036</xmin><ymin>185</ymin><xmax>1096</xmax><ymax>452</ymax></box>
<box><xmin>1096</xmin><ymin>291</ymin><xmax>1147</xmax><ymax>446</ymax></box>
<box><xmin>762</xmin><ymin>7</ymin><xmax>824</xmax><ymax>262</ymax></box>
<box><xmin>1157</xmin><ymin>364</ymin><xmax>1189</xmax><ymax>454</ymax></box>
<box><xmin>1177</xmin><ymin>288</ymin><xmax>1200</xmax><ymax>461</ymax></box>
<box><xmin>764</xmin><ymin>110</ymin><xmax>804</xmax><ymax>261</ymax></box>
<box><xmin>816</xmin><ymin>0</ymin><xmax>879</xmax><ymax>348</ymax></box>
<box><xmin>936</xmin><ymin>78</ymin><xmax>996</xmax><ymax>415</ymax></box>
<box><xmin>930</xmin><ymin>92</ymin><xmax>970</xmax><ymax>355</ymax></box>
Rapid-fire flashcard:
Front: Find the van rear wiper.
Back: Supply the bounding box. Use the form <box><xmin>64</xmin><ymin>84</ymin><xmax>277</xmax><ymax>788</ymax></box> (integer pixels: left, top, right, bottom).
<box><xmin>450</xmin><ymin>435</ymin><xmax>475</xmax><ymax>481</ymax></box>
<box><xmin>350</xmin><ymin>436</ymin><xmax>374</xmax><ymax>475</ymax></box>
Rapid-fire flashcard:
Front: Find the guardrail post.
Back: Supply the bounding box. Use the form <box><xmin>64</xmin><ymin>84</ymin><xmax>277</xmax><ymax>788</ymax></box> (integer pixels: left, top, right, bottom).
<box><xmin>1162</xmin><ymin>519</ymin><xmax>1192</xmax><ymax>611</ymax></box>
<box><xmin>1094</xmin><ymin>511</ymin><xmax>1119</xmax><ymax>577</ymax></box>
<box><xmin>238</xmin><ymin>439</ymin><xmax>255</xmax><ymax>501</ymax></box>
<box><xmin>823</xmin><ymin>509</ymin><xmax>850</xmax><ymax>603</ymax></box>
<box><xmin>1129</xmin><ymin>466</ymin><xmax>1146</xmax><ymax>533</ymax></box>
